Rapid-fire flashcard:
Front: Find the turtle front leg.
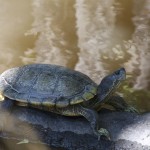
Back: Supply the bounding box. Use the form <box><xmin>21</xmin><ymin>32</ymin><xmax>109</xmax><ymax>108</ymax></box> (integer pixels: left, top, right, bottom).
<box><xmin>57</xmin><ymin>105</ymin><xmax>110</xmax><ymax>140</ymax></box>
<box><xmin>77</xmin><ymin>106</ymin><xmax>110</xmax><ymax>140</ymax></box>
<box><xmin>106</xmin><ymin>95</ymin><xmax>139</xmax><ymax>113</ymax></box>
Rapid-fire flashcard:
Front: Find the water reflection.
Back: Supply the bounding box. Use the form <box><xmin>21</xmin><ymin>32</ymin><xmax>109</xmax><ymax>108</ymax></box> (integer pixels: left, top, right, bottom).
<box><xmin>0</xmin><ymin>0</ymin><xmax>149</xmax><ymax>111</ymax></box>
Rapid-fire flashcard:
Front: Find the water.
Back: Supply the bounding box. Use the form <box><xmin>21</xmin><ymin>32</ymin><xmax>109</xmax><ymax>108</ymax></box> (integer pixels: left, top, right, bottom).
<box><xmin>0</xmin><ymin>0</ymin><xmax>149</xmax><ymax>112</ymax></box>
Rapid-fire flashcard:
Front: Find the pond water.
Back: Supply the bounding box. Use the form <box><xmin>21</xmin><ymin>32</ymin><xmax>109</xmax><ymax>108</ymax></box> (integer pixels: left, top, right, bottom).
<box><xmin>0</xmin><ymin>0</ymin><xmax>149</xmax><ymax>112</ymax></box>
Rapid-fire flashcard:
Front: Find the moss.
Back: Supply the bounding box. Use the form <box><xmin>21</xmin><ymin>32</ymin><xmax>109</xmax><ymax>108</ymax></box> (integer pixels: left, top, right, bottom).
<box><xmin>119</xmin><ymin>83</ymin><xmax>150</xmax><ymax>112</ymax></box>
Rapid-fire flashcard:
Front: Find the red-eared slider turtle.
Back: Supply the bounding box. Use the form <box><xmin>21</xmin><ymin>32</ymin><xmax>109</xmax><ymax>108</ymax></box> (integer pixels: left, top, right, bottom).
<box><xmin>0</xmin><ymin>64</ymin><xmax>136</xmax><ymax>139</ymax></box>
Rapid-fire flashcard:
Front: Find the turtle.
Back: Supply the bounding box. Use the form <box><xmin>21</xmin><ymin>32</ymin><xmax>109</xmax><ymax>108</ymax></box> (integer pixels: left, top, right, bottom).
<box><xmin>0</xmin><ymin>64</ymin><xmax>137</xmax><ymax>139</ymax></box>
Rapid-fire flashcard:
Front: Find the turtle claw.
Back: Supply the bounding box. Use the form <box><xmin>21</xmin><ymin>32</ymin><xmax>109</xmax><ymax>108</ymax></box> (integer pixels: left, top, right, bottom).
<box><xmin>95</xmin><ymin>128</ymin><xmax>111</xmax><ymax>141</ymax></box>
<box><xmin>125</xmin><ymin>106</ymin><xmax>139</xmax><ymax>114</ymax></box>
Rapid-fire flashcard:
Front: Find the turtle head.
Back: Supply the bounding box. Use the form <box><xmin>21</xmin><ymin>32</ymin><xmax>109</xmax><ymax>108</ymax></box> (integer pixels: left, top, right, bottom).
<box><xmin>97</xmin><ymin>68</ymin><xmax>126</xmax><ymax>104</ymax></box>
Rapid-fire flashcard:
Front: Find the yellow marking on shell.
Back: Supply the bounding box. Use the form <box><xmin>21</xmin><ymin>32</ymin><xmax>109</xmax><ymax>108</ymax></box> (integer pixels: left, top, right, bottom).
<box><xmin>70</xmin><ymin>87</ymin><xmax>97</xmax><ymax>105</ymax></box>
<box><xmin>0</xmin><ymin>94</ymin><xmax>4</xmax><ymax>101</ymax></box>
<box><xmin>56</xmin><ymin>100</ymin><xmax>69</xmax><ymax>108</ymax></box>
<box><xmin>42</xmin><ymin>99</ymin><xmax>55</xmax><ymax>107</ymax></box>
<box><xmin>29</xmin><ymin>101</ymin><xmax>41</xmax><ymax>106</ymax></box>
<box><xmin>90</xmin><ymin>87</ymin><xmax>97</xmax><ymax>95</ymax></box>
<box><xmin>16</xmin><ymin>102</ymin><xmax>28</xmax><ymax>107</ymax></box>
<box><xmin>70</xmin><ymin>98</ymin><xmax>83</xmax><ymax>105</ymax></box>
<box><xmin>82</xmin><ymin>92</ymin><xmax>95</xmax><ymax>101</ymax></box>
<box><xmin>82</xmin><ymin>87</ymin><xmax>97</xmax><ymax>100</ymax></box>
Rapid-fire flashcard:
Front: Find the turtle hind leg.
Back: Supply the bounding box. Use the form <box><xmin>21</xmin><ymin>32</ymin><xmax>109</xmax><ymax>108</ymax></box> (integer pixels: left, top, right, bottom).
<box><xmin>57</xmin><ymin>105</ymin><xmax>110</xmax><ymax>140</ymax></box>
<box><xmin>0</xmin><ymin>97</ymin><xmax>14</xmax><ymax>111</ymax></box>
<box><xmin>106</xmin><ymin>95</ymin><xmax>139</xmax><ymax>113</ymax></box>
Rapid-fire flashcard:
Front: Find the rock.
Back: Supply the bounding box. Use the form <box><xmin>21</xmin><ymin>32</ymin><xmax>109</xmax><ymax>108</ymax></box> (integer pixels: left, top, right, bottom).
<box><xmin>0</xmin><ymin>106</ymin><xmax>150</xmax><ymax>150</ymax></box>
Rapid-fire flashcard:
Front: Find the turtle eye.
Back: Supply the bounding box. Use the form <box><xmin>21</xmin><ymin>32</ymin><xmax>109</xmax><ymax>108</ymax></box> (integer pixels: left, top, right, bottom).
<box><xmin>114</xmin><ymin>68</ymin><xmax>125</xmax><ymax>76</ymax></box>
<box><xmin>115</xmin><ymin>70</ymin><xmax>121</xmax><ymax>75</ymax></box>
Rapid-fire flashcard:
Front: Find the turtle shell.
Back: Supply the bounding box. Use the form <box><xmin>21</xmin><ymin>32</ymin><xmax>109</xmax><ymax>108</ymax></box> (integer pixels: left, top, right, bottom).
<box><xmin>0</xmin><ymin>64</ymin><xmax>97</xmax><ymax>108</ymax></box>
